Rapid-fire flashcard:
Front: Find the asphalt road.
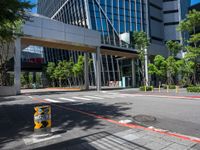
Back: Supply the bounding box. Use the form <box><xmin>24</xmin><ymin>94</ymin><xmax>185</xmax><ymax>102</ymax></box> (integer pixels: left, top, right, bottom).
<box><xmin>29</xmin><ymin>89</ymin><xmax>200</xmax><ymax>138</ymax></box>
<box><xmin>0</xmin><ymin>89</ymin><xmax>200</xmax><ymax>149</ymax></box>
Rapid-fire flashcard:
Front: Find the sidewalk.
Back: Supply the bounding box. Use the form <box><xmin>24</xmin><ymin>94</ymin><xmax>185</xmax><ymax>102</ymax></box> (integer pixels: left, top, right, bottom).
<box><xmin>119</xmin><ymin>88</ymin><xmax>200</xmax><ymax>98</ymax></box>
<box><xmin>4</xmin><ymin>126</ymin><xmax>200</xmax><ymax>150</ymax></box>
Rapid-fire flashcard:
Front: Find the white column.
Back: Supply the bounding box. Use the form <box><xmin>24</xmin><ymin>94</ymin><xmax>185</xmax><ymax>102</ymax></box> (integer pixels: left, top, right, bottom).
<box><xmin>14</xmin><ymin>38</ymin><xmax>21</xmax><ymax>95</ymax></box>
<box><xmin>144</xmin><ymin>48</ymin><xmax>148</xmax><ymax>86</ymax></box>
<box><xmin>131</xmin><ymin>59</ymin><xmax>136</xmax><ymax>88</ymax></box>
<box><xmin>84</xmin><ymin>52</ymin><xmax>89</xmax><ymax>90</ymax></box>
<box><xmin>96</xmin><ymin>47</ymin><xmax>101</xmax><ymax>91</ymax></box>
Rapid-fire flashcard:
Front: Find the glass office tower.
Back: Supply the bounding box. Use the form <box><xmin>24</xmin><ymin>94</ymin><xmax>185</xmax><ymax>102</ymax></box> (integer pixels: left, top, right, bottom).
<box><xmin>38</xmin><ymin>0</ymin><xmax>190</xmax><ymax>86</ymax></box>
<box><xmin>38</xmin><ymin>0</ymin><xmax>146</xmax><ymax>86</ymax></box>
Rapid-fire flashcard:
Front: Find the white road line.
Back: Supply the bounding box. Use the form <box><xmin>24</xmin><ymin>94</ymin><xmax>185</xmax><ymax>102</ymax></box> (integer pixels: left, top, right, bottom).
<box><xmin>83</xmin><ymin>96</ymin><xmax>104</xmax><ymax>99</ymax></box>
<box><xmin>44</xmin><ymin>98</ymin><xmax>60</xmax><ymax>103</ymax></box>
<box><xmin>95</xmin><ymin>95</ymin><xmax>115</xmax><ymax>98</ymax></box>
<box><xmin>28</xmin><ymin>96</ymin><xmax>33</xmax><ymax>99</ymax></box>
<box><xmin>58</xmin><ymin>98</ymin><xmax>76</xmax><ymax>102</ymax></box>
<box><xmin>72</xmin><ymin>97</ymin><xmax>92</xmax><ymax>101</ymax></box>
<box><xmin>109</xmin><ymin>94</ymin><xmax>127</xmax><ymax>98</ymax></box>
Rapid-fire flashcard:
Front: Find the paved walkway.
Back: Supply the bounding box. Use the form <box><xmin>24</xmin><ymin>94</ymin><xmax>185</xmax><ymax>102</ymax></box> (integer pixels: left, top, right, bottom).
<box><xmin>65</xmin><ymin>128</ymin><xmax>200</xmax><ymax>150</ymax></box>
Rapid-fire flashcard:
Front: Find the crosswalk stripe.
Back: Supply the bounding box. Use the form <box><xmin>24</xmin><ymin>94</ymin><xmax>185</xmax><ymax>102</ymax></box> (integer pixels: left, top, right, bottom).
<box><xmin>59</xmin><ymin>98</ymin><xmax>76</xmax><ymax>102</ymax></box>
<box><xmin>44</xmin><ymin>98</ymin><xmax>60</xmax><ymax>103</ymax></box>
<box><xmin>72</xmin><ymin>97</ymin><xmax>92</xmax><ymax>100</ymax></box>
<box><xmin>83</xmin><ymin>96</ymin><xmax>104</xmax><ymax>99</ymax></box>
<box><xmin>95</xmin><ymin>95</ymin><xmax>115</xmax><ymax>98</ymax></box>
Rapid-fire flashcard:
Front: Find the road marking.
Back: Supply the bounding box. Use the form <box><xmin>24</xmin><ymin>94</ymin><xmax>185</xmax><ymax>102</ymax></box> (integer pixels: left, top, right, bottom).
<box><xmin>72</xmin><ymin>97</ymin><xmax>92</xmax><ymax>101</ymax></box>
<box><xmin>83</xmin><ymin>96</ymin><xmax>104</xmax><ymax>99</ymax></box>
<box><xmin>23</xmin><ymin>134</ymin><xmax>61</xmax><ymax>145</ymax></box>
<box><xmin>119</xmin><ymin>120</ymin><xmax>132</xmax><ymax>124</ymax></box>
<box><xmin>59</xmin><ymin>98</ymin><xmax>76</xmax><ymax>102</ymax></box>
<box><xmin>44</xmin><ymin>98</ymin><xmax>60</xmax><ymax>103</ymax></box>
<box><xmin>28</xmin><ymin>96</ymin><xmax>33</xmax><ymax>99</ymax></box>
<box><xmin>96</xmin><ymin>95</ymin><xmax>115</xmax><ymax>98</ymax></box>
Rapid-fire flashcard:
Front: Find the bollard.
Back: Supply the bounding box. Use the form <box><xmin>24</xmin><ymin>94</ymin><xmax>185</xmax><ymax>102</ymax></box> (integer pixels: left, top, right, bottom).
<box><xmin>144</xmin><ymin>86</ymin><xmax>147</xmax><ymax>92</ymax></box>
<box><xmin>167</xmin><ymin>85</ymin><xmax>169</xmax><ymax>93</ymax></box>
<box><xmin>151</xmin><ymin>86</ymin><xmax>154</xmax><ymax>92</ymax></box>
<box><xmin>176</xmin><ymin>86</ymin><xmax>179</xmax><ymax>93</ymax></box>
<box><xmin>34</xmin><ymin>105</ymin><xmax>51</xmax><ymax>134</ymax></box>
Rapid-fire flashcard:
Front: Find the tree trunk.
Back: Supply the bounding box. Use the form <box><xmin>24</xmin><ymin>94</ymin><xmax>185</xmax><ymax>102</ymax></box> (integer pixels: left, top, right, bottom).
<box><xmin>68</xmin><ymin>78</ymin><xmax>71</xmax><ymax>87</ymax></box>
<box><xmin>59</xmin><ymin>78</ymin><xmax>62</xmax><ymax>87</ymax></box>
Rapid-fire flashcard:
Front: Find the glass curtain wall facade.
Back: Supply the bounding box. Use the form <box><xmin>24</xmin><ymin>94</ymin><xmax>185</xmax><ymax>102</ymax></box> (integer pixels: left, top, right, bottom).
<box><xmin>38</xmin><ymin>0</ymin><xmax>146</xmax><ymax>86</ymax></box>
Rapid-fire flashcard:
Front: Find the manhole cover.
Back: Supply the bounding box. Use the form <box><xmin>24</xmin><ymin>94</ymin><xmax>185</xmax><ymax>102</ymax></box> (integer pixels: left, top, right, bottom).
<box><xmin>133</xmin><ymin>115</ymin><xmax>156</xmax><ymax>122</ymax></box>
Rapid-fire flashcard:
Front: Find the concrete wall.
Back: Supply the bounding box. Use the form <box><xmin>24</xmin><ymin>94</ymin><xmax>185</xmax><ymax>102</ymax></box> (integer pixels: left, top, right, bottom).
<box><xmin>23</xmin><ymin>14</ymin><xmax>101</xmax><ymax>48</ymax></box>
<box><xmin>0</xmin><ymin>86</ymin><xmax>16</xmax><ymax>96</ymax></box>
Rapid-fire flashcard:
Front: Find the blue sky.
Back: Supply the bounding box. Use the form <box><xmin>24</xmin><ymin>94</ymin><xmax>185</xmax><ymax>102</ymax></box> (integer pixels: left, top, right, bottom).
<box><xmin>29</xmin><ymin>0</ymin><xmax>200</xmax><ymax>13</ymax></box>
<box><xmin>191</xmin><ymin>0</ymin><xmax>200</xmax><ymax>5</ymax></box>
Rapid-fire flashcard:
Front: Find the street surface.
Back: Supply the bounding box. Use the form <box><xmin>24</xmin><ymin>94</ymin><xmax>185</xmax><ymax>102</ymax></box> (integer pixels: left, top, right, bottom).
<box><xmin>0</xmin><ymin>89</ymin><xmax>199</xmax><ymax>149</ymax></box>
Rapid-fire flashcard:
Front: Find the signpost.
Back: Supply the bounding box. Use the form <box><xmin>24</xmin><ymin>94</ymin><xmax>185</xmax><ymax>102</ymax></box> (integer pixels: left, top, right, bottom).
<box><xmin>34</xmin><ymin>105</ymin><xmax>51</xmax><ymax>134</ymax></box>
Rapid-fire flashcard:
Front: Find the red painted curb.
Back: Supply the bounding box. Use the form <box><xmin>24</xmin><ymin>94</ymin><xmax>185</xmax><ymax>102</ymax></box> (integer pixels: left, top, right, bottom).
<box><xmin>32</xmin><ymin>97</ymin><xmax>200</xmax><ymax>144</ymax></box>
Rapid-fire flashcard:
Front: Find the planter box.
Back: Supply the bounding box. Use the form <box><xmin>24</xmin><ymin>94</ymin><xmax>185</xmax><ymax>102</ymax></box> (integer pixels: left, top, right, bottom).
<box><xmin>0</xmin><ymin>86</ymin><xmax>17</xmax><ymax>96</ymax></box>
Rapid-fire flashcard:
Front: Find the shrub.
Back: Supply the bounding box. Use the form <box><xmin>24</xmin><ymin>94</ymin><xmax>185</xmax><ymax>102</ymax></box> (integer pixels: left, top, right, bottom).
<box><xmin>140</xmin><ymin>86</ymin><xmax>154</xmax><ymax>91</ymax></box>
<box><xmin>187</xmin><ymin>86</ymin><xmax>200</xmax><ymax>93</ymax></box>
<box><xmin>163</xmin><ymin>85</ymin><xmax>176</xmax><ymax>89</ymax></box>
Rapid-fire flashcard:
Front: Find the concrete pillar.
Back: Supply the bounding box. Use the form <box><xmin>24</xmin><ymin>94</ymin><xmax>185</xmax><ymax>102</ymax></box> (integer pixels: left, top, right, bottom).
<box><xmin>33</xmin><ymin>72</ymin><xmax>36</xmax><ymax>83</ymax></box>
<box><xmin>84</xmin><ymin>52</ymin><xmax>89</xmax><ymax>90</ymax></box>
<box><xmin>144</xmin><ymin>48</ymin><xmax>149</xmax><ymax>86</ymax></box>
<box><xmin>96</xmin><ymin>47</ymin><xmax>101</xmax><ymax>91</ymax></box>
<box><xmin>14</xmin><ymin>38</ymin><xmax>21</xmax><ymax>95</ymax></box>
<box><xmin>131</xmin><ymin>59</ymin><xmax>136</xmax><ymax>88</ymax></box>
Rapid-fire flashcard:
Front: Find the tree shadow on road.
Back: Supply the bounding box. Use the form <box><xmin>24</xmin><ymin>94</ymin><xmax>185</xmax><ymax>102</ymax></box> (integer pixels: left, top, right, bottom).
<box><xmin>0</xmin><ymin>97</ymin><xmax>133</xmax><ymax>149</ymax></box>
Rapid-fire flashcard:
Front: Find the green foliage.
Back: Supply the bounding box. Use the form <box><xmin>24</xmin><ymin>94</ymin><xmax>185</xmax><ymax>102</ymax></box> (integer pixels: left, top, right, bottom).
<box><xmin>132</xmin><ymin>31</ymin><xmax>150</xmax><ymax>62</ymax></box>
<box><xmin>176</xmin><ymin>59</ymin><xmax>194</xmax><ymax>86</ymax></box>
<box><xmin>54</xmin><ymin>60</ymin><xmax>73</xmax><ymax>87</ymax></box>
<box><xmin>148</xmin><ymin>55</ymin><xmax>167</xmax><ymax>78</ymax></box>
<box><xmin>0</xmin><ymin>0</ymin><xmax>33</xmax><ymax>86</ymax></box>
<box><xmin>45</xmin><ymin>55</ymin><xmax>88</xmax><ymax>87</ymax></box>
<box><xmin>187</xmin><ymin>86</ymin><xmax>200</xmax><ymax>92</ymax></box>
<box><xmin>73</xmin><ymin>55</ymin><xmax>84</xmax><ymax>78</ymax></box>
<box><xmin>140</xmin><ymin>86</ymin><xmax>153</xmax><ymax>91</ymax></box>
<box><xmin>0</xmin><ymin>0</ymin><xmax>34</xmax><ymax>41</ymax></box>
<box><xmin>132</xmin><ymin>31</ymin><xmax>150</xmax><ymax>85</ymax></box>
<box><xmin>166</xmin><ymin>40</ymin><xmax>182</xmax><ymax>57</ymax></box>
<box><xmin>178</xmin><ymin>10</ymin><xmax>200</xmax><ymax>84</ymax></box>
<box><xmin>163</xmin><ymin>84</ymin><xmax>176</xmax><ymax>89</ymax></box>
<box><xmin>177</xmin><ymin>9</ymin><xmax>200</xmax><ymax>33</ymax></box>
<box><xmin>46</xmin><ymin>62</ymin><xmax>56</xmax><ymax>81</ymax></box>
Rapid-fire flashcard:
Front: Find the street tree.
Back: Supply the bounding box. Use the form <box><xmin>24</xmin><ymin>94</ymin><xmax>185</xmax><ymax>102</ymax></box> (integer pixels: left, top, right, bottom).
<box><xmin>176</xmin><ymin>59</ymin><xmax>194</xmax><ymax>86</ymax></box>
<box><xmin>166</xmin><ymin>40</ymin><xmax>182</xmax><ymax>57</ymax></box>
<box><xmin>178</xmin><ymin>10</ymin><xmax>200</xmax><ymax>84</ymax></box>
<box><xmin>132</xmin><ymin>31</ymin><xmax>150</xmax><ymax>86</ymax></box>
<box><xmin>148</xmin><ymin>55</ymin><xmax>167</xmax><ymax>85</ymax></box>
<box><xmin>46</xmin><ymin>62</ymin><xmax>56</xmax><ymax>87</ymax></box>
<box><xmin>0</xmin><ymin>0</ymin><xmax>33</xmax><ymax>86</ymax></box>
<box><xmin>166</xmin><ymin>56</ymin><xmax>177</xmax><ymax>85</ymax></box>
<box><xmin>72</xmin><ymin>55</ymin><xmax>84</xmax><ymax>85</ymax></box>
<box><xmin>54</xmin><ymin>60</ymin><xmax>73</xmax><ymax>87</ymax></box>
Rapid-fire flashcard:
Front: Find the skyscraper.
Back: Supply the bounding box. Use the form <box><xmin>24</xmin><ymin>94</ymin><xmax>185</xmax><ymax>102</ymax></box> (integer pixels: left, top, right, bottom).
<box><xmin>38</xmin><ymin>0</ymin><xmax>191</xmax><ymax>86</ymax></box>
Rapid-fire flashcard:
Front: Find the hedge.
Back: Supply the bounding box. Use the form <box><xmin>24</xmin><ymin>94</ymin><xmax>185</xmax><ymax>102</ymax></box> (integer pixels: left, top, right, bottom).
<box><xmin>163</xmin><ymin>85</ymin><xmax>176</xmax><ymax>89</ymax></box>
<box><xmin>140</xmin><ymin>86</ymin><xmax>154</xmax><ymax>91</ymax></box>
<box><xmin>187</xmin><ymin>86</ymin><xmax>200</xmax><ymax>93</ymax></box>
